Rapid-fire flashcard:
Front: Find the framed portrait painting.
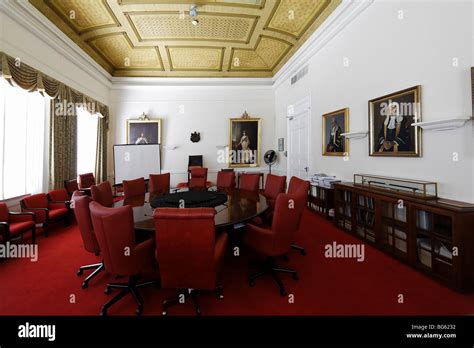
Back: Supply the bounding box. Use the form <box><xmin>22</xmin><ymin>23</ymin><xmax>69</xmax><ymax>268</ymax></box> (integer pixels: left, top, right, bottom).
<box><xmin>229</xmin><ymin>118</ymin><xmax>261</xmax><ymax>168</ymax></box>
<box><xmin>126</xmin><ymin>119</ymin><xmax>162</xmax><ymax>145</ymax></box>
<box><xmin>369</xmin><ymin>86</ymin><xmax>422</xmax><ymax>157</ymax></box>
<box><xmin>322</xmin><ymin>108</ymin><xmax>349</xmax><ymax>156</ymax></box>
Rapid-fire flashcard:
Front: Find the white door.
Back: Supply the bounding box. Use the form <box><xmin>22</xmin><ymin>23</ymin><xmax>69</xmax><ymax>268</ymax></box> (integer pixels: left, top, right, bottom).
<box><xmin>287</xmin><ymin>97</ymin><xmax>311</xmax><ymax>181</ymax></box>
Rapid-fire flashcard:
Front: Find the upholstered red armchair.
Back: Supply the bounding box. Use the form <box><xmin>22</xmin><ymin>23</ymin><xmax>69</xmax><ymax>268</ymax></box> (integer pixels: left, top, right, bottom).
<box><xmin>239</xmin><ymin>173</ymin><xmax>260</xmax><ymax>193</ymax></box>
<box><xmin>216</xmin><ymin>171</ymin><xmax>236</xmax><ymax>191</ymax></box>
<box><xmin>123</xmin><ymin>177</ymin><xmax>146</xmax><ymax>199</ymax></box>
<box><xmin>91</xmin><ymin>182</ymin><xmax>114</xmax><ymax>207</ymax></box>
<box><xmin>244</xmin><ymin>191</ymin><xmax>306</xmax><ymax>296</ymax></box>
<box><xmin>47</xmin><ymin>189</ymin><xmax>70</xmax><ymax>203</ymax></box>
<box><xmin>89</xmin><ymin>202</ymin><xmax>159</xmax><ymax>316</ymax></box>
<box><xmin>71</xmin><ymin>191</ymin><xmax>104</xmax><ymax>289</ymax></box>
<box><xmin>20</xmin><ymin>193</ymin><xmax>70</xmax><ymax>237</ymax></box>
<box><xmin>77</xmin><ymin>172</ymin><xmax>96</xmax><ymax>190</ymax></box>
<box><xmin>287</xmin><ymin>177</ymin><xmax>310</xmax><ymax>256</ymax></box>
<box><xmin>149</xmin><ymin>173</ymin><xmax>170</xmax><ymax>196</ymax></box>
<box><xmin>0</xmin><ymin>203</ymin><xmax>36</xmax><ymax>244</ymax></box>
<box><xmin>154</xmin><ymin>208</ymin><xmax>228</xmax><ymax>315</ymax></box>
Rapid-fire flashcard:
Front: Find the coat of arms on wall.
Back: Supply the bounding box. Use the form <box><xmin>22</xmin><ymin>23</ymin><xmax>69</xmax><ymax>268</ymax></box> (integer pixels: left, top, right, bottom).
<box><xmin>190</xmin><ymin>132</ymin><xmax>201</xmax><ymax>143</ymax></box>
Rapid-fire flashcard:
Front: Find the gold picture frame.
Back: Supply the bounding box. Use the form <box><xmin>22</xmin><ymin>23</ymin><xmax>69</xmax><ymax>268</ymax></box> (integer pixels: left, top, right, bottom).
<box><xmin>229</xmin><ymin>118</ymin><xmax>261</xmax><ymax>168</ymax></box>
<box><xmin>369</xmin><ymin>86</ymin><xmax>422</xmax><ymax>157</ymax></box>
<box><xmin>126</xmin><ymin>118</ymin><xmax>162</xmax><ymax>145</ymax></box>
<box><xmin>322</xmin><ymin>108</ymin><xmax>349</xmax><ymax>156</ymax></box>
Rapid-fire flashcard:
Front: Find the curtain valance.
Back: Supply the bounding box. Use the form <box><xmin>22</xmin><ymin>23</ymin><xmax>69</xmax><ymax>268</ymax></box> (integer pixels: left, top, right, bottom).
<box><xmin>0</xmin><ymin>51</ymin><xmax>109</xmax><ymax>129</ymax></box>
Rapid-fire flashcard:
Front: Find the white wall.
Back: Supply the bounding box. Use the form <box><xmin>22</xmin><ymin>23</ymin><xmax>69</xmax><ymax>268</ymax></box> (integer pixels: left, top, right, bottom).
<box><xmin>274</xmin><ymin>0</ymin><xmax>474</xmax><ymax>203</ymax></box>
<box><xmin>109</xmin><ymin>85</ymin><xmax>275</xmax><ymax>186</ymax></box>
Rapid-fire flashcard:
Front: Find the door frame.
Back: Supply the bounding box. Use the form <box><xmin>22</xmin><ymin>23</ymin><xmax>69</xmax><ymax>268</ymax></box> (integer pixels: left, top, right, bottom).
<box><xmin>286</xmin><ymin>96</ymin><xmax>311</xmax><ymax>183</ymax></box>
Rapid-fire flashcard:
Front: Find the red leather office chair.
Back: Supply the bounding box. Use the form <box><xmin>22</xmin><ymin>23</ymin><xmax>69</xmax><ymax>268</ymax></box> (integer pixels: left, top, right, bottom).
<box><xmin>64</xmin><ymin>179</ymin><xmax>79</xmax><ymax>197</ymax></box>
<box><xmin>154</xmin><ymin>208</ymin><xmax>228</xmax><ymax>315</ymax></box>
<box><xmin>263</xmin><ymin>174</ymin><xmax>286</xmax><ymax>209</ymax></box>
<box><xmin>71</xmin><ymin>191</ymin><xmax>104</xmax><ymax>289</ymax></box>
<box><xmin>91</xmin><ymin>181</ymin><xmax>114</xmax><ymax>207</ymax></box>
<box><xmin>216</xmin><ymin>171</ymin><xmax>236</xmax><ymax>191</ymax></box>
<box><xmin>0</xmin><ymin>203</ymin><xmax>36</xmax><ymax>244</ymax></box>
<box><xmin>149</xmin><ymin>173</ymin><xmax>170</xmax><ymax>196</ymax></box>
<box><xmin>123</xmin><ymin>177</ymin><xmax>146</xmax><ymax>199</ymax></box>
<box><xmin>20</xmin><ymin>193</ymin><xmax>70</xmax><ymax>237</ymax></box>
<box><xmin>252</xmin><ymin>174</ymin><xmax>287</xmax><ymax>225</ymax></box>
<box><xmin>244</xmin><ymin>191</ymin><xmax>306</xmax><ymax>296</ymax></box>
<box><xmin>239</xmin><ymin>173</ymin><xmax>260</xmax><ymax>193</ymax></box>
<box><xmin>287</xmin><ymin>177</ymin><xmax>310</xmax><ymax>256</ymax></box>
<box><xmin>189</xmin><ymin>168</ymin><xmax>209</xmax><ymax>190</ymax></box>
<box><xmin>78</xmin><ymin>172</ymin><xmax>96</xmax><ymax>190</ymax></box>
<box><xmin>89</xmin><ymin>202</ymin><xmax>159</xmax><ymax>316</ymax></box>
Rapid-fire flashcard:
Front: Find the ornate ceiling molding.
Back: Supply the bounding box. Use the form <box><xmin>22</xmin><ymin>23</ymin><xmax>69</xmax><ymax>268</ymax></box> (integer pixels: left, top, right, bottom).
<box><xmin>28</xmin><ymin>0</ymin><xmax>342</xmax><ymax>77</ymax></box>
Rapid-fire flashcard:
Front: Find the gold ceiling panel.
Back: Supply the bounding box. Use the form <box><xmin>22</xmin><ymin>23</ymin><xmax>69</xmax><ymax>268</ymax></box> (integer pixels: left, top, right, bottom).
<box><xmin>265</xmin><ymin>0</ymin><xmax>332</xmax><ymax>39</ymax></box>
<box><xmin>167</xmin><ymin>47</ymin><xmax>224</xmax><ymax>71</ymax></box>
<box><xmin>89</xmin><ymin>33</ymin><xmax>163</xmax><ymax>70</ymax></box>
<box><xmin>45</xmin><ymin>0</ymin><xmax>118</xmax><ymax>34</ymax></box>
<box><xmin>230</xmin><ymin>36</ymin><xmax>290</xmax><ymax>71</ymax></box>
<box><xmin>29</xmin><ymin>0</ymin><xmax>342</xmax><ymax>77</ymax></box>
<box><xmin>127</xmin><ymin>12</ymin><xmax>257</xmax><ymax>43</ymax></box>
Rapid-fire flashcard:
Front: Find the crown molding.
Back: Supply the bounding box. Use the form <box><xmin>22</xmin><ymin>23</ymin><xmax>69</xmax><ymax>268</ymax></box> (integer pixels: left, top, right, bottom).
<box><xmin>110</xmin><ymin>76</ymin><xmax>274</xmax><ymax>89</ymax></box>
<box><xmin>272</xmin><ymin>0</ymin><xmax>375</xmax><ymax>88</ymax></box>
<box><xmin>0</xmin><ymin>0</ymin><xmax>112</xmax><ymax>90</ymax></box>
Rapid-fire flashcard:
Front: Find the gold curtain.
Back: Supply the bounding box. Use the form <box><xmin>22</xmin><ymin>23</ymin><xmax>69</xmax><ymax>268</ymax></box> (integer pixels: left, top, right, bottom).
<box><xmin>0</xmin><ymin>51</ymin><xmax>110</xmax><ymax>189</ymax></box>
<box><xmin>95</xmin><ymin>107</ymin><xmax>109</xmax><ymax>183</ymax></box>
<box><xmin>49</xmin><ymin>98</ymin><xmax>77</xmax><ymax>189</ymax></box>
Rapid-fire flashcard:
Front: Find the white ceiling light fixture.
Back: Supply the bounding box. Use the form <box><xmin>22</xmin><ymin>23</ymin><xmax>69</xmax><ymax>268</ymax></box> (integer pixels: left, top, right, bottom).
<box><xmin>190</xmin><ymin>5</ymin><xmax>199</xmax><ymax>26</ymax></box>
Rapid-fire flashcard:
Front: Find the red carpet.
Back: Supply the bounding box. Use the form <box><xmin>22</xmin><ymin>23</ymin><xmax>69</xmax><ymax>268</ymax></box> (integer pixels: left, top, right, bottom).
<box><xmin>1</xmin><ymin>209</ymin><xmax>473</xmax><ymax>316</ymax></box>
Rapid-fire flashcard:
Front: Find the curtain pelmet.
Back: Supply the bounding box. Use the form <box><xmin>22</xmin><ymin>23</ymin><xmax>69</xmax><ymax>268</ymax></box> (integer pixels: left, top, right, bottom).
<box><xmin>0</xmin><ymin>51</ymin><xmax>109</xmax><ymax>189</ymax></box>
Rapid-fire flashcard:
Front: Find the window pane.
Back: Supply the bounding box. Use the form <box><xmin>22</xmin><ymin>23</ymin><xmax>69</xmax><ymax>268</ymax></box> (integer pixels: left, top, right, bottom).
<box><xmin>77</xmin><ymin>107</ymin><xmax>98</xmax><ymax>175</ymax></box>
<box><xmin>0</xmin><ymin>79</ymin><xmax>46</xmax><ymax>199</ymax></box>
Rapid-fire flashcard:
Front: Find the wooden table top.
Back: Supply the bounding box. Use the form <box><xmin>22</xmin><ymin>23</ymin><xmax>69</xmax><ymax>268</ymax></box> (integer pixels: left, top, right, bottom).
<box><xmin>113</xmin><ymin>189</ymin><xmax>269</xmax><ymax>231</ymax></box>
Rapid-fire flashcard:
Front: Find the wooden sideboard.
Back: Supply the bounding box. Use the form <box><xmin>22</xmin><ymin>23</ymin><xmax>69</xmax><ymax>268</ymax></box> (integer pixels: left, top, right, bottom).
<box><xmin>334</xmin><ymin>182</ymin><xmax>474</xmax><ymax>292</ymax></box>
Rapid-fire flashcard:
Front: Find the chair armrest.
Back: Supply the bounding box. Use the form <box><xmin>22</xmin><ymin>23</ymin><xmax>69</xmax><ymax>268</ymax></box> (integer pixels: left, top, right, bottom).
<box><xmin>9</xmin><ymin>212</ymin><xmax>36</xmax><ymax>223</ymax></box>
<box><xmin>244</xmin><ymin>223</ymin><xmax>274</xmax><ymax>255</ymax></box>
<box><xmin>22</xmin><ymin>207</ymin><xmax>49</xmax><ymax>221</ymax></box>
<box><xmin>0</xmin><ymin>221</ymin><xmax>10</xmax><ymax>239</ymax></box>
<box><xmin>132</xmin><ymin>238</ymin><xmax>155</xmax><ymax>262</ymax></box>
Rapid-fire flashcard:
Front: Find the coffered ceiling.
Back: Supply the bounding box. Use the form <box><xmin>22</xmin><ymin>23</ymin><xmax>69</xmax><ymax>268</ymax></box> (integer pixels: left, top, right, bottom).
<box><xmin>29</xmin><ymin>0</ymin><xmax>341</xmax><ymax>77</ymax></box>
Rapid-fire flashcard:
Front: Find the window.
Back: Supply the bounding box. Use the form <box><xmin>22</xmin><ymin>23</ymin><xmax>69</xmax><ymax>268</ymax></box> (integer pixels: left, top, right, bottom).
<box><xmin>76</xmin><ymin>107</ymin><xmax>98</xmax><ymax>175</ymax></box>
<box><xmin>0</xmin><ymin>79</ymin><xmax>47</xmax><ymax>200</ymax></box>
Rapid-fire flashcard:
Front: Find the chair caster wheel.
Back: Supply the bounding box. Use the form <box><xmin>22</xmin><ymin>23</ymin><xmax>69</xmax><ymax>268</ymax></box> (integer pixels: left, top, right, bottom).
<box><xmin>219</xmin><ymin>294</ymin><xmax>224</xmax><ymax>300</ymax></box>
<box><xmin>249</xmin><ymin>280</ymin><xmax>255</xmax><ymax>287</ymax></box>
<box><xmin>162</xmin><ymin>311</ymin><xmax>167</xmax><ymax>316</ymax></box>
<box><xmin>280</xmin><ymin>288</ymin><xmax>287</xmax><ymax>297</ymax></box>
<box><xmin>104</xmin><ymin>287</ymin><xmax>111</xmax><ymax>295</ymax></box>
<box><xmin>292</xmin><ymin>273</ymin><xmax>299</xmax><ymax>281</ymax></box>
<box><xmin>196</xmin><ymin>308</ymin><xmax>202</xmax><ymax>316</ymax></box>
<box><xmin>100</xmin><ymin>309</ymin><xmax>107</xmax><ymax>316</ymax></box>
<box><xmin>136</xmin><ymin>307</ymin><xmax>143</xmax><ymax>316</ymax></box>
<box><xmin>81</xmin><ymin>282</ymin><xmax>88</xmax><ymax>289</ymax></box>
<box><xmin>77</xmin><ymin>270</ymin><xmax>83</xmax><ymax>276</ymax></box>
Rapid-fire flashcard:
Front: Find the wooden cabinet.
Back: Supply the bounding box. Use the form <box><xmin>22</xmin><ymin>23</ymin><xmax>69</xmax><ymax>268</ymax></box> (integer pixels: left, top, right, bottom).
<box><xmin>308</xmin><ymin>184</ymin><xmax>334</xmax><ymax>219</ymax></box>
<box><xmin>334</xmin><ymin>182</ymin><xmax>474</xmax><ymax>292</ymax></box>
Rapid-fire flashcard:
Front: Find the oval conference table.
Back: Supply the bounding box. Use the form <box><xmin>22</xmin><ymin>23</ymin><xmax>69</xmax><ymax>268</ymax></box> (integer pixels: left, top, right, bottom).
<box><xmin>113</xmin><ymin>189</ymin><xmax>269</xmax><ymax>232</ymax></box>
